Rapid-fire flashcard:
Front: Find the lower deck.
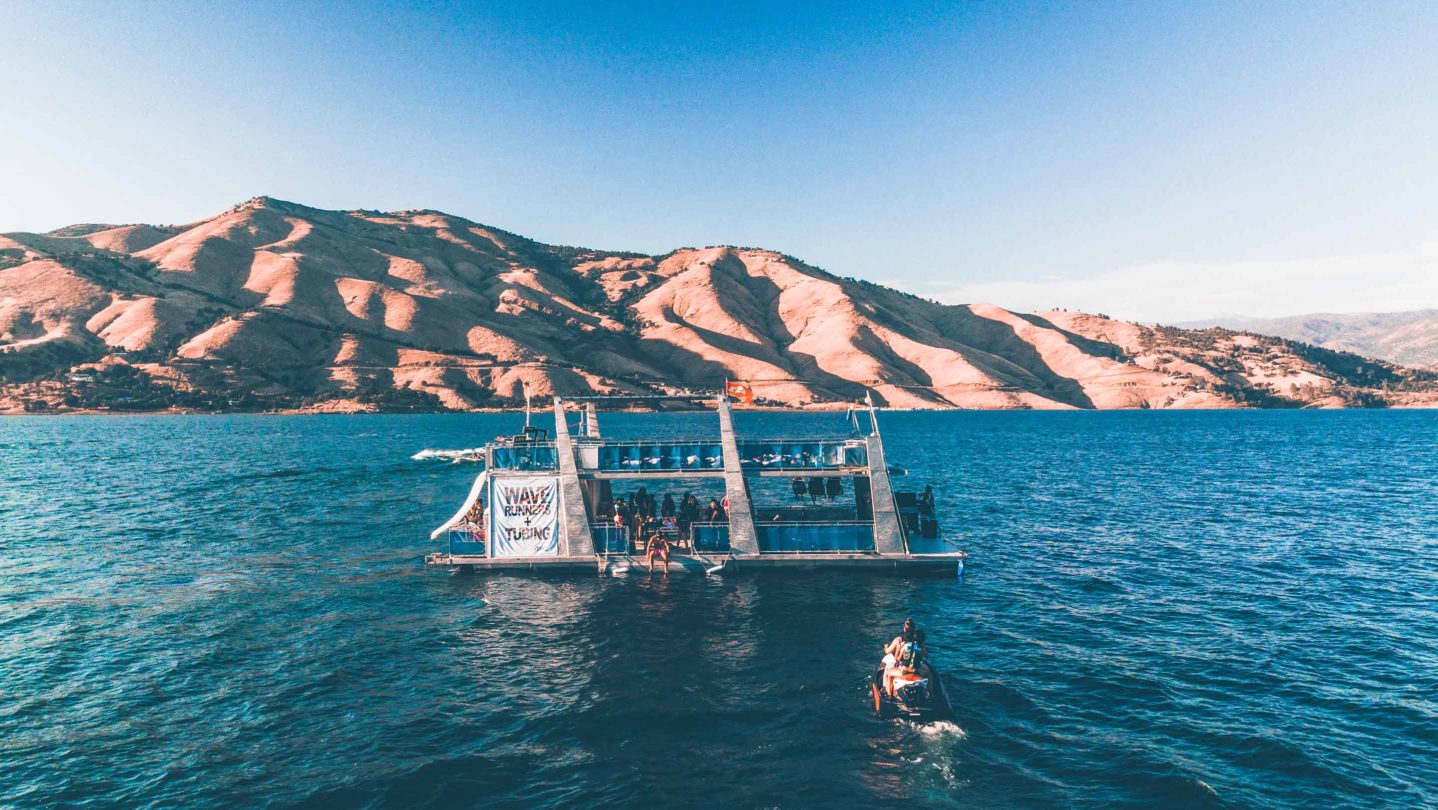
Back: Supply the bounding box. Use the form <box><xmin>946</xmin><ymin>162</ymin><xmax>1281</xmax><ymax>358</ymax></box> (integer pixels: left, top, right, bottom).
<box><xmin>424</xmin><ymin>550</ymin><xmax>965</xmax><ymax>576</ymax></box>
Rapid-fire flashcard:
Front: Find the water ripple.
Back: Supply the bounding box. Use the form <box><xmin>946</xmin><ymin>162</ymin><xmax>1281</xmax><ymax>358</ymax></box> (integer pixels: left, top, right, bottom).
<box><xmin>1</xmin><ymin>411</ymin><xmax>1436</xmax><ymax>807</ymax></box>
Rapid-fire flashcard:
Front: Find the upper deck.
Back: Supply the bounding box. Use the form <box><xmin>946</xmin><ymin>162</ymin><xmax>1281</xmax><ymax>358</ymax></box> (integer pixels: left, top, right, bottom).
<box><xmin>484</xmin><ymin>436</ymin><xmax>871</xmax><ymax>476</ymax></box>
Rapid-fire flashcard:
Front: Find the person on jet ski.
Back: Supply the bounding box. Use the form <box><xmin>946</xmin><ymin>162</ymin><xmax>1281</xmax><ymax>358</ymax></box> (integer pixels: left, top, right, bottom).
<box><xmin>886</xmin><ymin>629</ymin><xmax>928</xmax><ymax>697</ymax></box>
<box><xmin>882</xmin><ymin>618</ymin><xmax>916</xmax><ymax>696</ymax></box>
<box><xmin>884</xmin><ymin>618</ymin><xmax>916</xmax><ymax>660</ymax></box>
<box><xmin>904</xmin><ymin>630</ymin><xmax>927</xmax><ymax>672</ymax></box>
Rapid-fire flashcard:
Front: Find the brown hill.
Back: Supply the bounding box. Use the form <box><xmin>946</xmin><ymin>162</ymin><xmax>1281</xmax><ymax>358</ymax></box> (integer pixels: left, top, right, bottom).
<box><xmin>1180</xmin><ymin>311</ymin><xmax>1438</xmax><ymax>369</ymax></box>
<box><xmin>3</xmin><ymin>197</ymin><xmax>1435</xmax><ymax>413</ymax></box>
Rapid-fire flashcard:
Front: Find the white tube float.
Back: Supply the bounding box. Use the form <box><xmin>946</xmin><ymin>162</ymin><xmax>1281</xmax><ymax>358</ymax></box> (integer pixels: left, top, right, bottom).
<box><xmin>429</xmin><ymin>470</ymin><xmax>489</xmax><ymax>540</ymax></box>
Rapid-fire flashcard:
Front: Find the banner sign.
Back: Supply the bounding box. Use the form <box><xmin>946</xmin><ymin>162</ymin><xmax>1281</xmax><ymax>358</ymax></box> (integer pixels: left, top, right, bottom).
<box><xmin>489</xmin><ymin>475</ymin><xmax>562</xmax><ymax>557</ymax></box>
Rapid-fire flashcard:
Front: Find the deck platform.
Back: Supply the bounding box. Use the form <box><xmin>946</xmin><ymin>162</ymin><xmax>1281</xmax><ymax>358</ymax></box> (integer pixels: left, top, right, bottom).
<box><xmin>424</xmin><ymin>551</ymin><xmax>965</xmax><ymax>576</ymax></box>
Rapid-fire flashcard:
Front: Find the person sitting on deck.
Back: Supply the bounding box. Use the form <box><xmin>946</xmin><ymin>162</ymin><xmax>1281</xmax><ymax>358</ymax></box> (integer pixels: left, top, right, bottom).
<box><xmin>646</xmin><ymin>529</ymin><xmax>671</xmax><ymax>572</ymax></box>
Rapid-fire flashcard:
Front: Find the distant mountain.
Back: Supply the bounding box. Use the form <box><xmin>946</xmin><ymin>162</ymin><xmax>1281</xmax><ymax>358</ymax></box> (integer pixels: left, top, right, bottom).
<box><xmin>3</xmin><ymin>197</ymin><xmax>1436</xmax><ymax>412</ymax></box>
<box><xmin>1179</xmin><ymin>311</ymin><xmax>1438</xmax><ymax>369</ymax></box>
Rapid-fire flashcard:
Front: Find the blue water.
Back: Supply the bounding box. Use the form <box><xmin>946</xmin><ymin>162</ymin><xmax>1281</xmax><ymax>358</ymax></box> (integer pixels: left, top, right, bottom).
<box><xmin>2</xmin><ymin>411</ymin><xmax>1436</xmax><ymax>808</ymax></box>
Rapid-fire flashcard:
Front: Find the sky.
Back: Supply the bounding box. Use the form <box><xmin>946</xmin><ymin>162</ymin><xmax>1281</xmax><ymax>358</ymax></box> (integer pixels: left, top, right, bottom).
<box><xmin>2</xmin><ymin>0</ymin><xmax>1436</xmax><ymax>323</ymax></box>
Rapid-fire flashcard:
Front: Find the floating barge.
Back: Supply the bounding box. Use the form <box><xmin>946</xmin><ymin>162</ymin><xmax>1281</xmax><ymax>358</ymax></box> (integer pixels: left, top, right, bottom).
<box><xmin>425</xmin><ymin>396</ymin><xmax>965</xmax><ymax>575</ymax></box>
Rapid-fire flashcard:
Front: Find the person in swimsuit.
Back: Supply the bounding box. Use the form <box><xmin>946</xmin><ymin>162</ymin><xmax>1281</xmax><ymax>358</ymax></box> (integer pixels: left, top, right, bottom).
<box><xmin>883</xmin><ymin>618</ymin><xmax>917</xmax><ymax>697</ymax></box>
<box><xmin>647</xmin><ymin>531</ymin><xmax>670</xmax><ymax>573</ymax></box>
<box><xmin>885</xmin><ymin>618</ymin><xmax>916</xmax><ymax>659</ymax></box>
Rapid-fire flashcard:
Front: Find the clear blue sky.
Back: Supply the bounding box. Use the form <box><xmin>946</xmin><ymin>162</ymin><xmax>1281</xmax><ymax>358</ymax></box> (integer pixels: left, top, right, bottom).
<box><xmin>3</xmin><ymin>1</ymin><xmax>1436</xmax><ymax>321</ymax></box>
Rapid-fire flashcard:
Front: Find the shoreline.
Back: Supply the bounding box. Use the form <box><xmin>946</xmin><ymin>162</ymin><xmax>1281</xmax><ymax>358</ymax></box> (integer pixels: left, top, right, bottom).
<box><xmin>4</xmin><ymin>403</ymin><xmax>1435</xmax><ymax>416</ymax></box>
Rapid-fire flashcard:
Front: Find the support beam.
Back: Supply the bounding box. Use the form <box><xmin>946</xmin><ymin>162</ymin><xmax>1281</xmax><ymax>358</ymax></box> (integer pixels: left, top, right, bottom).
<box><xmin>865</xmin><ymin>433</ymin><xmax>908</xmax><ymax>555</ymax></box>
<box><xmin>553</xmin><ymin>398</ymin><xmax>596</xmax><ymax>557</ymax></box>
<box><xmin>716</xmin><ymin>397</ymin><xmax>759</xmax><ymax>554</ymax></box>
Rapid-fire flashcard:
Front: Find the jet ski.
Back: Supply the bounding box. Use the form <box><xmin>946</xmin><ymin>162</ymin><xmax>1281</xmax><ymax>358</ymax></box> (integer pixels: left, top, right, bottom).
<box><xmin>870</xmin><ymin>655</ymin><xmax>954</xmax><ymax>722</ymax></box>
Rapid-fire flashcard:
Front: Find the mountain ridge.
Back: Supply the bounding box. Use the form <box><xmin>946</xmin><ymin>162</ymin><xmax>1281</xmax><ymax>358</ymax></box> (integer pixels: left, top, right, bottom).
<box><xmin>1178</xmin><ymin>310</ymin><xmax>1438</xmax><ymax>369</ymax></box>
<box><xmin>3</xmin><ymin>197</ymin><xmax>1436</xmax><ymax>413</ymax></box>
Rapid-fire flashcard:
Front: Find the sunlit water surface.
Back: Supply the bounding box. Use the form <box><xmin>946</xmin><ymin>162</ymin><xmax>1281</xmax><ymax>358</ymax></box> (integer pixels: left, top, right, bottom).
<box><xmin>2</xmin><ymin>411</ymin><xmax>1435</xmax><ymax>808</ymax></box>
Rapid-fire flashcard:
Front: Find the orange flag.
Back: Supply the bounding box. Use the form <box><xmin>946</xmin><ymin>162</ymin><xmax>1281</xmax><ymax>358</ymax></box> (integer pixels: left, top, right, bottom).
<box><xmin>725</xmin><ymin>380</ymin><xmax>755</xmax><ymax>404</ymax></box>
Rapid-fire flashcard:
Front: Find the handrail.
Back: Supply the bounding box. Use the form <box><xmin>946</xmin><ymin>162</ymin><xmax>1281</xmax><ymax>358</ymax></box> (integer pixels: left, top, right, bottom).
<box><xmin>757</xmin><ymin>548</ymin><xmax>880</xmax><ymax>555</ymax></box>
<box><xmin>589</xmin><ymin>522</ymin><xmax>632</xmax><ymax>555</ymax></box>
<box><xmin>753</xmin><ymin>519</ymin><xmax>874</xmax><ymax>526</ymax></box>
<box><xmin>570</xmin><ymin>438</ymin><xmax>722</xmax><ymax>447</ymax></box>
<box><xmin>738</xmin><ymin>436</ymin><xmax>867</xmax><ymax>444</ymax></box>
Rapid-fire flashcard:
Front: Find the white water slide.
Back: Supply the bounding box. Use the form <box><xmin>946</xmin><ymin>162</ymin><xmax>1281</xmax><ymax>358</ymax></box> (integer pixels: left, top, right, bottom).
<box><xmin>429</xmin><ymin>470</ymin><xmax>489</xmax><ymax>540</ymax></box>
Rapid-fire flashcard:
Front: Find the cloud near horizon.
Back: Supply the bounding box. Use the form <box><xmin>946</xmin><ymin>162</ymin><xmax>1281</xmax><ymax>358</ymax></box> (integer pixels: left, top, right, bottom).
<box><xmin>929</xmin><ymin>244</ymin><xmax>1438</xmax><ymax>324</ymax></box>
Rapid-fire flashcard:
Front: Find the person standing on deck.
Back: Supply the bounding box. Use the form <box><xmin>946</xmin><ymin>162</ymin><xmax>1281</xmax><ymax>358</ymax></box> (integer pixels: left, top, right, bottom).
<box><xmin>661</xmin><ymin>493</ymin><xmax>675</xmax><ymax>518</ymax></box>
<box><xmin>677</xmin><ymin>493</ymin><xmax>695</xmax><ymax>541</ymax></box>
<box><xmin>791</xmin><ymin>476</ymin><xmax>807</xmax><ymax>500</ymax></box>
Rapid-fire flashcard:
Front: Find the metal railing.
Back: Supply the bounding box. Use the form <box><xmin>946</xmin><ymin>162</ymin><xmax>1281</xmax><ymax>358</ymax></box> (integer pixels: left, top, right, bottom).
<box><xmin>486</xmin><ymin>443</ymin><xmax>559</xmax><ymax>471</ymax></box>
<box><xmin>690</xmin><ymin>522</ymin><xmax>731</xmax><ymax>552</ymax></box>
<box><xmin>737</xmin><ymin>439</ymin><xmax>868</xmax><ymax>470</ymax></box>
<box><xmin>447</xmin><ymin>524</ymin><xmax>487</xmax><ymax>556</ymax></box>
<box><xmin>590</xmin><ymin>523</ymin><xmax>632</xmax><ymax>554</ymax></box>
<box><xmin>581</xmin><ymin>441</ymin><xmax>726</xmax><ymax>472</ymax></box>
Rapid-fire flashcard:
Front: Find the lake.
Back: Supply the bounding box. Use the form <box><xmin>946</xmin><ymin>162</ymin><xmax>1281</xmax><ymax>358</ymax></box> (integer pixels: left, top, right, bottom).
<box><xmin>2</xmin><ymin>410</ymin><xmax>1435</xmax><ymax>808</ymax></box>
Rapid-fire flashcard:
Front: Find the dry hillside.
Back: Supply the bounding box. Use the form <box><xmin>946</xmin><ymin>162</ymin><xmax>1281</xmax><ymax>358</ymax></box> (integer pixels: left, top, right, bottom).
<box><xmin>3</xmin><ymin>197</ymin><xmax>1435</xmax><ymax>413</ymax></box>
<box><xmin>1182</xmin><ymin>311</ymin><xmax>1438</xmax><ymax>369</ymax></box>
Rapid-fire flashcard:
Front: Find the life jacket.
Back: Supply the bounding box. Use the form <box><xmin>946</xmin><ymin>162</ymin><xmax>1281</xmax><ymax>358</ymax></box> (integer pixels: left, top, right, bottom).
<box><xmin>899</xmin><ymin>641</ymin><xmax>923</xmax><ymax>673</ymax></box>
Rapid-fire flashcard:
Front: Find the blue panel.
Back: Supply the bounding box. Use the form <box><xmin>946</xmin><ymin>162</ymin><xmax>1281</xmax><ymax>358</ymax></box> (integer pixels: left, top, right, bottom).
<box><xmin>486</xmin><ymin>444</ymin><xmax>558</xmax><ymax>470</ymax></box>
<box><xmin>592</xmin><ymin>441</ymin><xmax>723</xmax><ymax>473</ymax></box>
<box><xmin>692</xmin><ymin>524</ymin><xmax>731</xmax><ymax>552</ymax></box>
<box><xmin>755</xmin><ymin>523</ymin><xmax>874</xmax><ymax>552</ymax></box>
<box><xmin>592</xmin><ymin>524</ymin><xmax>631</xmax><ymax>553</ymax></box>
<box><xmin>448</xmin><ymin>530</ymin><xmax>486</xmax><ymax>555</ymax></box>
<box><xmin>737</xmin><ymin>441</ymin><xmax>867</xmax><ymax>470</ymax></box>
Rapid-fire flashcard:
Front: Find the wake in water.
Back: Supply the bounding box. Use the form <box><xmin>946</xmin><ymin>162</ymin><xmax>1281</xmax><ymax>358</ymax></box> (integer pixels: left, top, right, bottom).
<box><xmin>908</xmin><ymin>719</ymin><xmax>965</xmax><ymax>738</ymax></box>
<box><xmin>411</xmin><ymin>448</ymin><xmax>486</xmax><ymax>464</ymax></box>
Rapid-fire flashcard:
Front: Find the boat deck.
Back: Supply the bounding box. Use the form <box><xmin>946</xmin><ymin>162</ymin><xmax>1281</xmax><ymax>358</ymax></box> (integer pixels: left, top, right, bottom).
<box><xmin>424</xmin><ymin>550</ymin><xmax>965</xmax><ymax>576</ymax></box>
